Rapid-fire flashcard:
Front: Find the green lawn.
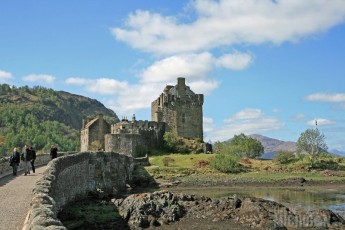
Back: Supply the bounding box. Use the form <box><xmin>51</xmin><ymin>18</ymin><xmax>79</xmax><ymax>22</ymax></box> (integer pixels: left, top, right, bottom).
<box><xmin>144</xmin><ymin>153</ymin><xmax>345</xmax><ymax>183</ymax></box>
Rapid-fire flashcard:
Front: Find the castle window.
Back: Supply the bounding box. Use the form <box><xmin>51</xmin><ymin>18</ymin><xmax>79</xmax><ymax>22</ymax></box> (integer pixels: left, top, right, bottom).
<box><xmin>182</xmin><ymin>113</ymin><xmax>186</xmax><ymax>123</ymax></box>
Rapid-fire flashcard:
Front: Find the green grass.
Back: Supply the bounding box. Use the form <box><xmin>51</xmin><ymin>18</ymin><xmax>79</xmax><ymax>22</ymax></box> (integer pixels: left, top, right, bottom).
<box><xmin>149</xmin><ymin>153</ymin><xmax>214</xmax><ymax>168</ymax></box>
<box><xmin>145</xmin><ymin>153</ymin><xmax>345</xmax><ymax>183</ymax></box>
<box><xmin>59</xmin><ymin>200</ymin><xmax>122</xmax><ymax>229</ymax></box>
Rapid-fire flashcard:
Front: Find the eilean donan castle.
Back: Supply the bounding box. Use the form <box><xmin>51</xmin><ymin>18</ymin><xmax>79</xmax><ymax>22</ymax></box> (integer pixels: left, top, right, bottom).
<box><xmin>80</xmin><ymin>78</ymin><xmax>204</xmax><ymax>157</ymax></box>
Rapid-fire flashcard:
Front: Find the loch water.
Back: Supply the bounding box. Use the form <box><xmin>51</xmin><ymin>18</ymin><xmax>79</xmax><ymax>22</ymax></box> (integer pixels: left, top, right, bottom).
<box><xmin>167</xmin><ymin>186</ymin><xmax>345</xmax><ymax>218</ymax></box>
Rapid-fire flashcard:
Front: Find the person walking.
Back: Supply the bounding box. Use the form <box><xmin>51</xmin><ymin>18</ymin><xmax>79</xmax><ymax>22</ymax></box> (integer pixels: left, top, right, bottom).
<box><xmin>22</xmin><ymin>144</ymin><xmax>32</xmax><ymax>176</ymax></box>
<box><xmin>9</xmin><ymin>147</ymin><xmax>20</xmax><ymax>176</ymax></box>
<box><xmin>50</xmin><ymin>144</ymin><xmax>58</xmax><ymax>160</ymax></box>
<box><xmin>30</xmin><ymin>146</ymin><xmax>36</xmax><ymax>173</ymax></box>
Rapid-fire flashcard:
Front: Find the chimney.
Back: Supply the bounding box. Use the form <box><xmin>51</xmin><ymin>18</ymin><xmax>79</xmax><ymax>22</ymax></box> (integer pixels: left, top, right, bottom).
<box><xmin>177</xmin><ymin>77</ymin><xmax>186</xmax><ymax>97</ymax></box>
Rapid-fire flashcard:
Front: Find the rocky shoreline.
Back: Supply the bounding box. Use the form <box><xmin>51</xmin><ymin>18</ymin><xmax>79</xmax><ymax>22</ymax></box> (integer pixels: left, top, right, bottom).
<box><xmin>111</xmin><ymin>190</ymin><xmax>345</xmax><ymax>230</ymax></box>
<box><xmin>59</xmin><ymin>175</ymin><xmax>345</xmax><ymax>229</ymax></box>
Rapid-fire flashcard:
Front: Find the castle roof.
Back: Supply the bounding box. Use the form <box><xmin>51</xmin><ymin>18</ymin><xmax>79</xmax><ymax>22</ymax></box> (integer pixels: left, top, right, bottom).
<box><xmin>84</xmin><ymin>116</ymin><xmax>99</xmax><ymax>129</ymax></box>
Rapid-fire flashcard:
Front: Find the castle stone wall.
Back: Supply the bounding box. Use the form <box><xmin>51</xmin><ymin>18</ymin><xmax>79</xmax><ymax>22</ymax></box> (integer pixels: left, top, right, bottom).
<box><xmin>22</xmin><ymin>151</ymin><xmax>133</xmax><ymax>230</ymax></box>
<box><xmin>175</xmin><ymin>102</ymin><xmax>203</xmax><ymax>140</ymax></box>
<box><xmin>81</xmin><ymin>115</ymin><xmax>111</xmax><ymax>151</ymax></box>
<box><xmin>105</xmin><ymin>125</ymin><xmax>165</xmax><ymax>157</ymax></box>
<box><xmin>105</xmin><ymin>133</ymin><xmax>139</xmax><ymax>157</ymax></box>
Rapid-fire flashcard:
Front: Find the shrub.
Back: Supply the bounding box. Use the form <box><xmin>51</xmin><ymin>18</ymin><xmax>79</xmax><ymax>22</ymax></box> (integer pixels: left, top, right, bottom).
<box><xmin>163</xmin><ymin>131</ymin><xmax>202</xmax><ymax>154</ymax></box>
<box><xmin>209</xmin><ymin>154</ymin><xmax>242</xmax><ymax>173</ymax></box>
<box><xmin>273</xmin><ymin>151</ymin><xmax>296</xmax><ymax>164</ymax></box>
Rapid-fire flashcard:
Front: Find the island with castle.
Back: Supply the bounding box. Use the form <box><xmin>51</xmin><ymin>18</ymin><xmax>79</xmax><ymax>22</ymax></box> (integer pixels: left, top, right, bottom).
<box><xmin>80</xmin><ymin>77</ymin><xmax>209</xmax><ymax>157</ymax></box>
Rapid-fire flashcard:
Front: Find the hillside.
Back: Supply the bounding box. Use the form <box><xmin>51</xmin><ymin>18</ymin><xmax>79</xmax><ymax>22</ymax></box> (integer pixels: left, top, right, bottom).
<box><xmin>249</xmin><ymin>134</ymin><xmax>297</xmax><ymax>158</ymax></box>
<box><xmin>0</xmin><ymin>84</ymin><xmax>118</xmax><ymax>156</ymax></box>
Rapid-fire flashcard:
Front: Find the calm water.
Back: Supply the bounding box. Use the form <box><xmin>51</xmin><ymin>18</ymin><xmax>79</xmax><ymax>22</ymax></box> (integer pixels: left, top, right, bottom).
<box><xmin>167</xmin><ymin>186</ymin><xmax>345</xmax><ymax>218</ymax></box>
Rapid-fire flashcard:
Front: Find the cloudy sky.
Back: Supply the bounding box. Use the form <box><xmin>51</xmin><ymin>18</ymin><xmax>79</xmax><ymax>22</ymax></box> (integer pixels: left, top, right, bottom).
<box><xmin>1</xmin><ymin>0</ymin><xmax>345</xmax><ymax>152</ymax></box>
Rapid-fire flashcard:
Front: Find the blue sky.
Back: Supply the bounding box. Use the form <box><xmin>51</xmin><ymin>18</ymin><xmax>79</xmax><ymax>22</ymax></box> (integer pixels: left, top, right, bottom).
<box><xmin>1</xmin><ymin>0</ymin><xmax>345</xmax><ymax>152</ymax></box>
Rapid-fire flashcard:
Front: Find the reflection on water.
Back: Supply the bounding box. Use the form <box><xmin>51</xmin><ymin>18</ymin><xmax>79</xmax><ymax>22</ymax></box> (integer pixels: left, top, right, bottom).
<box><xmin>167</xmin><ymin>186</ymin><xmax>345</xmax><ymax>218</ymax></box>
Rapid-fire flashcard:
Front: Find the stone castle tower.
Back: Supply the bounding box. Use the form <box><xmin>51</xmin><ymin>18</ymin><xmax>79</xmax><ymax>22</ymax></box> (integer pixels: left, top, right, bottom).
<box><xmin>81</xmin><ymin>77</ymin><xmax>204</xmax><ymax>155</ymax></box>
<box><xmin>80</xmin><ymin>114</ymin><xmax>110</xmax><ymax>152</ymax></box>
<box><xmin>151</xmin><ymin>77</ymin><xmax>204</xmax><ymax>141</ymax></box>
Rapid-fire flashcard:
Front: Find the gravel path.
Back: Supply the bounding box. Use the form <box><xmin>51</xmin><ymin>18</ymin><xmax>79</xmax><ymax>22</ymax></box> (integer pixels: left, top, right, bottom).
<box><xmin>0</xmin><ymin>166</ymin><xmax>46</xmax><ymax>230</ymax></box>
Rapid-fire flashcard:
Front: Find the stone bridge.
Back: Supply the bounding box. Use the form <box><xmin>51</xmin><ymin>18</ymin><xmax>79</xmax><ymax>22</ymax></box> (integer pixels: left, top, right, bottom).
<box><xmin>0</xmin><ymin>151</ymin><xmax>134</xmax><ymax>230</ymax></box>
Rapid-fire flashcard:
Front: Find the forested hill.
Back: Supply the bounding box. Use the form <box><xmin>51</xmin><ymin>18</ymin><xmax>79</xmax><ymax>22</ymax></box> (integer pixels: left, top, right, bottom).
<box><xmin>0</xmin><ymin>84</ymin><xmax>119</xmax><ymax>157</ymax></box>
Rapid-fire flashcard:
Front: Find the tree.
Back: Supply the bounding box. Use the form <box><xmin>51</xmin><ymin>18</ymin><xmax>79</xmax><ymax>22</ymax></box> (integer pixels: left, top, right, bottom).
<box><xmin>163</xmin><ymin>131</ymin><xmax>180</xmax><ymax>152</ymax></box>
<box><xmin>230</xmin><ymin>133</ymin><xmax>264</xmax><ymax>158</ymax></box>
<box><xmin>296</xmin><ymin>128</ymin><xmax>328</xmax><ymax>166</ymax></box>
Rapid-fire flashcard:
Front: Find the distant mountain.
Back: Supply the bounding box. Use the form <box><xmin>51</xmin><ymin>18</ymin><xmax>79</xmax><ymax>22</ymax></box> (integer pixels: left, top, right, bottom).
<box><xmin>226</xmin><ymin>133</ymin><xmax>345</xmax><ymax>159</ymax></box>
<box><xmin>226</xmin><ymin>134</ymin><xmax>297</xmax><ymax>159</ymax></box>
<box><xmin>249</xmin><ymin>134</ymin><xmax>297</xmax><ymax>159</ymax></box>
<box><xmin>0</xmin><ymin>84</ymin><xmax>119</xmax><ymax>155</ymax></box>
<box><xmin>248</xmin><ymin>134</ymin><xmax>345</xmax><ymax>158</ymax></box>
<box><xmin>329</xmin><ymin>149</ymin><xmax>345</xmax><ymax>157</ymax></box>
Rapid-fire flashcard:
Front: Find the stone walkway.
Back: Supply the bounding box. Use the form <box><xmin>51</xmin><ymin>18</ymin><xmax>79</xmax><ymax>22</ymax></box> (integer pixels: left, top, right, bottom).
<box><xmin>0</xmin><ymin>166</ymin><xmax>46</xmax><ymax>230</ymax></box>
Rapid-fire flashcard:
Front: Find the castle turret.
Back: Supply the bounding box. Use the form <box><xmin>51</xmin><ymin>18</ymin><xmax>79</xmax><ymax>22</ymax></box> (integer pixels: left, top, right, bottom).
<box><xmin>151</xmin><ymin>77</ymin><xmax>203</xmax><ymax>141</ymax></box>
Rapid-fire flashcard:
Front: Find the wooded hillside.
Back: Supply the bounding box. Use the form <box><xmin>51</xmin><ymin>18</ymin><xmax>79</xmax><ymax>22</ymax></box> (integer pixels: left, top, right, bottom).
<box><xmin>0</xmin><ymin>84</ymin><xmax>118</xmax><ymax>157</ymax></box>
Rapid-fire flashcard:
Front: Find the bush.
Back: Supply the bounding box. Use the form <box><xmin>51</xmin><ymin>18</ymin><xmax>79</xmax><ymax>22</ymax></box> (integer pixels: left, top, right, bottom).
<box><xmin>213</xmin><ymin>142</ymin><xmax>243</xmax><ymax>157</ymax></box>
<box><xmin>273</xmin><ymin>151</ymin><xmax>296</xmax><ymax>164</ymax></box>
<box><xmin>209</xmin><ymin>154</ymin><xmax>242</xmax><ymax>173</ymax></box>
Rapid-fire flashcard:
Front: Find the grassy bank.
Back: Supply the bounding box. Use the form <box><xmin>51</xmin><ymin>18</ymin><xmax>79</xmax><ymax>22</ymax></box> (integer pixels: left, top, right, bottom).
<box><xmin>139</xmin><ymin>153</ymin><xmax>345</xmax><ymax>185</ymax></box>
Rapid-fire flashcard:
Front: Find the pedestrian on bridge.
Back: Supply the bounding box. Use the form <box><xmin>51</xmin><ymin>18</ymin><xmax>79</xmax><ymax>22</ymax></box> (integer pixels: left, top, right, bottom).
<box><xmin>50</xmin><ymin>144</ymin><xmax>58</xmax><ymax>160</ymax></box>
<box><xmin>30</xmin><ymin>146</ymin><xmax>36</xmax><ymax>173</ymax></box>
<box><xmin>9</xmin><ymin>147</ymin><xmax>20</xmax><ymax>176</ymax></box>
<box><xmin>22</xmin><ymin>144</ymin><xmax>32</xmax><ymax>176</ymax></box>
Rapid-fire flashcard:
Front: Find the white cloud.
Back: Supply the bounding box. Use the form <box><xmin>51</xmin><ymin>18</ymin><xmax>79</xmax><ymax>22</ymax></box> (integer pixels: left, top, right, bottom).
<box><xmin>188</xmin><ymin>80</ymin><xmax>219</xmax><ymax>95</ymax></box>
<box><xmin>112</xmin><ymin>0</ymin><xmax>345</xmax><ymax>55</ymax></box>
<box><xmin>65</xmin><ymin>77</ymin><xmax>89</xmax><ymax>85</ymax></box>
<box><xmin>139</xmin><ymin>52</ymin><xmax>248</xmax><ymax>93</ymax></box>
<box><xmin>216</xmin><ymin>52</ymin><xmax>253</xmax><ymax>70</ymax></box>
<box><xmin>88</xmin><ymin>78</ymin><xmax>128</xmax><ymax>94</ymax></box>
<box><xmin>23</xmin><ymin>74</ymin><xmax>55</xmax><ymax>84</ymax></box>
<box><xmin>65</xmin><ymin>77</ymin><xmax>166</xmax><ymax>114</ymax></box>
<box><xmin>305</xmin><ymin>93</ymin><xmax>345</xmax><ymax>102</ymax></box>
<box><xmin>207</xmin><ymin>108</ymin><xmax>283</xmax><ymax>141</ymax></box>
<box><xmin>307</xmin><ymin>118</ymin><xmax>335</xmax><ymax>126</ymax></box>
<box><xmin>107</xmin><ymin>82</ymin><xmax>164</xmax><ymax>115</ymax></box>
<box><xmin>225</xmin><ymin>108</ymin><xmax>262</xmax><ymax>122</ymax></box>
<box><xmin>65</xmin><ymin>77</ymin><xmax>128</xmax><ymax>95</ymax></box>
<box><xmin>203</xmin><ymin>117</ymin><xmax>214</xmax><ymax>133</ymax></box>
<box><xmin>140</xmin><ymin>52</ymin><xmax>214</xmax><ymax>84</ymax></box>
<box><xmin>0</xmin><ymin>70</ymin><xmax>13</xmax><ymax>82</ymax></box>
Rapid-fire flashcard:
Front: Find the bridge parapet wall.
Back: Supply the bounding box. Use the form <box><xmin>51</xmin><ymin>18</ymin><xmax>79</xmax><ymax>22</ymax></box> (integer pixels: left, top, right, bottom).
<box><xmin>22</xmin><ymin>151</ymin><xmax>134</xmax><ymax>230</ymax></box>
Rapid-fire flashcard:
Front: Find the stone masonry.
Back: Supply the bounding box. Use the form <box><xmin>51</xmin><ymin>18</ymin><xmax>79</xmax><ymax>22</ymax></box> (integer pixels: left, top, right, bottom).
<box><xmin>22</xmin><ymin>151</ymin><xmax>134</xmax><ymax>230</ymax></box>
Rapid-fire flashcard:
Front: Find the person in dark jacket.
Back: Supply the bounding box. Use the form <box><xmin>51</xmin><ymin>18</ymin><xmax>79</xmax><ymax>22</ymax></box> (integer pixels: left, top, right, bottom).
<box><xmin>50</xmin><ymin>144</ymin><xmax>58</xmax><ymax>160</ymax></box>
<box><xmin>9</xmin><ymin>147</ymin><xmax>20</xmax><ymax>176</ymax></box>
<box><xmin>23</xmin><ymin>144</ymin><xmax>32</xmax><ymax>176</ymax></box>
<box><xmin>30</xmin><ymin>146</ymin><xmax>36</xmax><ymax>173</ymax></box>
